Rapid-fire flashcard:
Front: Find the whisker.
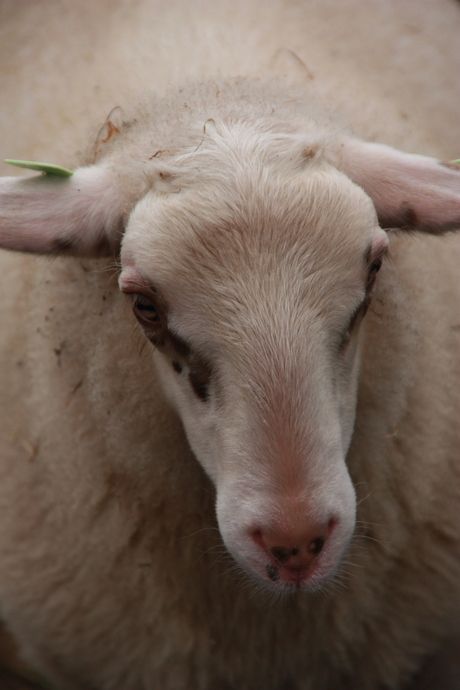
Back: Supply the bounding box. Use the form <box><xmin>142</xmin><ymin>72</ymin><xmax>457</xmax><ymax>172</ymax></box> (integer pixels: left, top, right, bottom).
<box><xmin>356</xmin><ymin>491</ymin><xmax>372</xmax><ymax>506</ymax></box>
<box><xmin>178</xmin><ymin>525</ymin><xmax>221</xmax><ymax>541</ymax></box>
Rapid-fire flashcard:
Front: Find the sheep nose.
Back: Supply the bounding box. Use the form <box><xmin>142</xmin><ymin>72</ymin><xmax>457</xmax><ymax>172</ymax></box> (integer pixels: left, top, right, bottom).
<box><xmin>252</xmin><ymin>521</ymin><xmax>333</xmax><ymax>582</ymax></box>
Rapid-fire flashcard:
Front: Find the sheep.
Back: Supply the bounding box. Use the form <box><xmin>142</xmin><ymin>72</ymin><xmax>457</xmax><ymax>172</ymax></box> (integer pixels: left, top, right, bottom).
<box><xmin>0</xmin><ymin>0</ymin><xmax>460</xmax><ymax>688</ymax></box>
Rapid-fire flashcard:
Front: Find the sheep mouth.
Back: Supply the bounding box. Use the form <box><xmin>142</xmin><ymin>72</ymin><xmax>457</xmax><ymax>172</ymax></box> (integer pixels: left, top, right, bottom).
<box><xmin>230</xmin><ymin>533</ymin><xmax>349</xmax><ymax>593</ymax></box>
<box><xmin>259</xmin><ymin>549</ymin><xmax>342</xmax><ymax>592</ymax></box>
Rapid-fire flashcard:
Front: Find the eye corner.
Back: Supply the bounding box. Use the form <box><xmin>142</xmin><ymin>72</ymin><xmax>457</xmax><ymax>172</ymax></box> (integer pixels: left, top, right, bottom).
<box><xmin>365</xmin><ymin>246</ymin><xmax>387</xmax><ymax>292</ymax></box>
<box><xmin>365</xmin><ymin>239</ymin><xmax>388</xmax><ymax>270</ymax></box>
<box><xmin>339</xmin><ymin>298</ymin><xmax>369</xmax><ymax>353</ymax></box>
<box><xmin>369</xmin><ymin>254</ymin><xmax>383</xmax><ymax>272</ymax></box>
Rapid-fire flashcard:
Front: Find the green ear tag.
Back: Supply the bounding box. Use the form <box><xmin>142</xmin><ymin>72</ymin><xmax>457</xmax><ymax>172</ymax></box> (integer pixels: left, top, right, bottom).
<box><xmin>4</xmin><ymin>159</ymin><xmax>74</xmax><ymax>177</ymax></box>
<box><xmin>450</xmin><ymin>159</ymin><xmax>460</xmax><ymax>165</ymax></box>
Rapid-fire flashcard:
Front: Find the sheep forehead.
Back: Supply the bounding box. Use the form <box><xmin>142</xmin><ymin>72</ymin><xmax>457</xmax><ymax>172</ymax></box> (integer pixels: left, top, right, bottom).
<box><xmin>123</xmin><ymin>165</ymin><xmax>378</xmax><ymax>419</ymax></box>
<box><xmin>125</xmin><ymin>163</ymin><xmax>377</xmax><ymax>319</ymax></box>
<box><xmin>173</xmin><ymin>119</ymin><xmax>326</xmax><ymax>177</ymax></box>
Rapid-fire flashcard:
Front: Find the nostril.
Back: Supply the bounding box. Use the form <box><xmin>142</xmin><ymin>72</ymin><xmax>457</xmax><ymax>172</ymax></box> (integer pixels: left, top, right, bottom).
<box><xmin>250</xmin><ymin>516</ymin><xmax>340</xmax><ymax>584</ymax></box>
<box><xmin>251</xmin><ymin>530</ymin><xmax>264</xmax><ymax>549</ymax></box>
<box><xmin>307</xmin><ymin>536</ymin><xmax>325</xmax><ymax>556</ymax></box>
<box><xmin>328</xmin><ymin>517</ymin><xmax>338</xmax><ymax>533</ymax></box>
<box><xmin>251</xmin><ymin>519</ymin><xmax>336</xmax><ymax>565</ymax></box>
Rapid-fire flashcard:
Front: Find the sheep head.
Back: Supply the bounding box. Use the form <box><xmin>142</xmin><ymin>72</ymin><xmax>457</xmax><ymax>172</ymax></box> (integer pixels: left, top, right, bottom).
<box><xmin>1</xmin><ymin>102</ymin><xmax>459</xmax><ymax>592</ymax></box>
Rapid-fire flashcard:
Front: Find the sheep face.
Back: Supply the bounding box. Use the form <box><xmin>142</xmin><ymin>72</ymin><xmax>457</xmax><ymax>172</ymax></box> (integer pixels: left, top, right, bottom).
<box><xmin>0</xmin><ymin>84</ymin><xmax>457</xmax><ymax>592</ymax></box>
<box><xmin>120</xmin><ymin>157</ymin><xmax>387</xmax><ymax>592</ymax></box>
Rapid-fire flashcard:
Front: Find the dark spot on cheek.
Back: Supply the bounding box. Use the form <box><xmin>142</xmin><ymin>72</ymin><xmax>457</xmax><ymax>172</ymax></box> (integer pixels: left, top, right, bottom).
<box><xmin>266</xmin><ymin>563</ymin><xmax>280</xmax><ymax>581</ymax></box>
<box><xmin>154</xmin><ymin>327</ymin><xmax>212</xmax><ymax>400</ymax></box>
<box><xmin>186</xmin><ymin>352</ymin><xmax>212</xmax><ymax>402</ymax></box>
<box><xmin>172</xmin><ymin>361</ymin><xmax>182</xmax><ymax>374</ymax></box>
<box><xmin>169</xmin><ymin>333</ymin><xmax>192</xmax><ymax>359</ymax></box>
<box><xmin>188</xmin><ymin>368</ymin><xmax>210</xmax><ymax>401</ymax></box>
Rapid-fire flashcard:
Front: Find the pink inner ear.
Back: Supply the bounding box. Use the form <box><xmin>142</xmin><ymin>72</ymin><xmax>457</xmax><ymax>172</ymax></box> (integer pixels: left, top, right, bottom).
<box><xmin>0</xmin><ymin>164</ymin><xmax>126</xmax><ymax>257</ymax></box>
<box><xmin>333</xmin><ymin>140</ymin><xmax>460</xmax><ymax>234</ymax></box>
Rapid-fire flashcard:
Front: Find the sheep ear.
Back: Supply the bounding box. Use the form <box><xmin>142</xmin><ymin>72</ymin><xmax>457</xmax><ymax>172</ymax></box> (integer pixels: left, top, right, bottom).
<box><xmin>334</xmin><ymin>140</ymin><xmax>460</xmax><ymax>233</ymax></box>
<box><xmin>0</xmin><ymin>165</ymin><xmax>125</xmax><ymax>256</ymax></box>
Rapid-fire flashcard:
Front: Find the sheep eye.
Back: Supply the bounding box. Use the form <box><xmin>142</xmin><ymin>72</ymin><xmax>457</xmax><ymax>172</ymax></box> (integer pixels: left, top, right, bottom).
<box><xmin>132</xmin><ymin>294</ymin><xmax>160</xmax><ymax>323</ymax></box>
<box><xmin>369</xmin><ymin>256</ymin><xmax>383</xmax><ymax>275</ymax></box>
<box><xmin>366</xmin><ymin>256</ymin><xmax>383</xmax><ymax>290</ymax></box>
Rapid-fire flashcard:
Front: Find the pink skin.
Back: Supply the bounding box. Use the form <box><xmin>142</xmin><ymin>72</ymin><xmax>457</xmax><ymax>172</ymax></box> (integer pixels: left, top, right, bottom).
<box><xmin>251</xmin><ymin>518</ymin><xmax>337</xmax><ymax>586</ymax></box>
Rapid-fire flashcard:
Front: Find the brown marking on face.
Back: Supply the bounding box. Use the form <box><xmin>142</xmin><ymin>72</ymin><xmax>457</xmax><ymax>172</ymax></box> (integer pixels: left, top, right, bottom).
<box><xmin>188</xmin><ymin>356</ymin><xmax>212</xmax><ymax>401</ymax></box>
<box><xmin>172</xmin><ymin>360</ymin><xmax>183</xmax><ymax>374</ymax></box>
<box><xmin>168</xmin><ymin>331</ymin><xmax>192</xmax><ymax>360</ymax></box>
<box><xmin>166</xmin><ymin>332</ymin><xmax>212</xmax><ymax>401</ymax></box>
<box><xmin>123</xmin><ymin>279</ymin><xmax>213</xmax><ymax>400</ymax></box>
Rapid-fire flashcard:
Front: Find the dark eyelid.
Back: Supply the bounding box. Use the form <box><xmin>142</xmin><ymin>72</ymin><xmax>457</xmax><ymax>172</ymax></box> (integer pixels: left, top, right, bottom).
<box><xmin>123</xmin><ymin>284</ymin><xmax>169</xmax><ymax>321</ymax></box>
<box><xmin>122</xmin><ymin>284</ymin><xmax>160</xmax><ymax>300</ymax></box>
<box><xmin>365</xmin><ymin>244</ymin><xmax>388</xmax><ymax>269</ymax></box>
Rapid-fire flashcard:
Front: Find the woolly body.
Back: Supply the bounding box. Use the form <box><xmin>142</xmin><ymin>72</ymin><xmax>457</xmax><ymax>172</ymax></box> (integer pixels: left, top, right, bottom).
<box><xmin>0</xmin><ymin>1</ymin><xmax>459</xmax><ymax>689</ymax></box>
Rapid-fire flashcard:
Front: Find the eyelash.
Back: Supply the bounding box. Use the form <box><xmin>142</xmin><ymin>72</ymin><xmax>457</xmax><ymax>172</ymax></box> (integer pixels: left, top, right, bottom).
<box><xmin>340</xmin><ymin>254</ymin><xmax>384</xmax><ymax>350</ymax></box>
<box><xmin>366</xmin><ymin>255</ymin><xmax>383</xmax><ymax>291</ymax></box>
<box><xmin>132</xmin><ymin>293</ymin><xmax>161</xmax><ymax>324</ymax></box>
